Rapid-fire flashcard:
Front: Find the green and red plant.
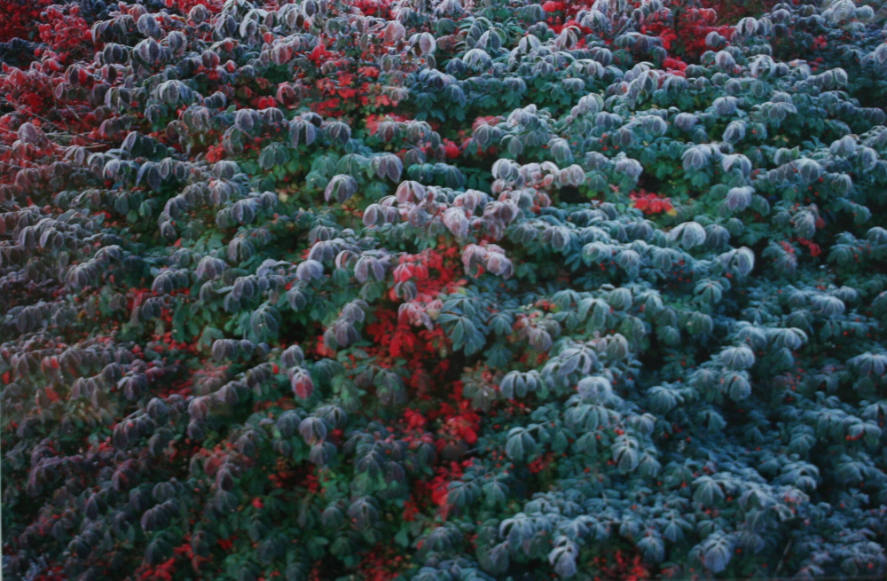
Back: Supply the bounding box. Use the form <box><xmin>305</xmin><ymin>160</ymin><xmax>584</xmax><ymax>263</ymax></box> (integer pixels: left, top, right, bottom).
<box><xmin>2</xmin><ymin>1</ymin><xmax>887</xmax><ymax>579</ymax></box>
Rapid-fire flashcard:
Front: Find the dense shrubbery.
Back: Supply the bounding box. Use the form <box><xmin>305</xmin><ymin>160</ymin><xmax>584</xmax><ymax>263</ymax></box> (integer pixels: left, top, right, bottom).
<box><xmin>2</xmin><ymin>0</ymin><xmax>887</xmax><ymax>579</ymax></box>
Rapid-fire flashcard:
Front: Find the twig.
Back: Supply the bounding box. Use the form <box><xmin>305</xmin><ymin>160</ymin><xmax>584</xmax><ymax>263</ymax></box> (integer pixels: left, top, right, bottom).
<box><xmin>774</xmin><ymin>537</ymin><xmax>793</xmax><ymax>577</ymax></box>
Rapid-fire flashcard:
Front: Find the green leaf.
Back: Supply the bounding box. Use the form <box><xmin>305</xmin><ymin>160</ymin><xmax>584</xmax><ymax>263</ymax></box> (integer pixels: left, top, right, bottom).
<box><xmin>172</xmin><ymin>302</ymin><xmax>189</xmax><ymax>342</ymax></box>
<box><xmin>395</xmin><ymin>528</ymin><xmax>410</xmax><ymax>548</ymax></box>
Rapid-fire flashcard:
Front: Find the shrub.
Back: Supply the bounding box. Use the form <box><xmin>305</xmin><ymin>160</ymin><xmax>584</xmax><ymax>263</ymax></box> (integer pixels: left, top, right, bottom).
<box><xmin>2</xmin><ymin>0</ymin><xmax>887</xmax><ymax>579</ymax></box>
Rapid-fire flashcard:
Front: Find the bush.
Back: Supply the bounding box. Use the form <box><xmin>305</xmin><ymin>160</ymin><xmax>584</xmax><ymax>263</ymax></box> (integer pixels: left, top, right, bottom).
<box><xmin>2</xmin><ymin>0</ymin><xmax>887</xmax><ymax>579</ymax></box>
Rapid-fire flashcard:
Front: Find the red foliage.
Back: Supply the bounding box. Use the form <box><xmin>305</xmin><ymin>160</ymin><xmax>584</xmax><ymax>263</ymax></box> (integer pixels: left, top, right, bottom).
<box><xmin>31</xmin><ymin>566</ymin><xmax>65</xmax><ymax>581</ymax></box>
<box><xmin>443</xmin><ymin>139</ymin><xmax>461</xmax><ymax>159</ymax></box>
<box><xmin>542</xmin><ymin>1</ymin><xmax>566</xmax><ymax>13</ymax></box>
<box><xmin>164</xmin><ymin>0</ymin><xmax>223</xmax><ymax>14</ymax></box>
<box><xmin>639</xmin><ymin>4</ymin><xmax>734</xmax><ymax>60</ymax></box>
<box><xmin>365</xmin><ymin>246</ymin><xmax>464</xmax><ymax>361</ymax></box>
<box><xmin>0</xmin><ymin>0</ymin><xmax>51</xmax><ymax>42</ymax></box>
<box><xmin>426</xmin><ymin>460</ymin><xmax>470</xmax><ymax>511</ymax></box>
<box><xmin>528</xmin><ymin>452</ymin><xmax>554</xmax><ymax>474</ymax></box>
<box><xmin>401</xmin><ymin>498</ymin><xmax>420</xmax><ymax>522</ymax></box>
<box><xmin>365</xmin><ymin>113</ymin><xmax>409</xmax><ymax>136</ymax></box>
<box><xmin>135</xmin><ymin>537</ymin><xmax>206</xmax><ymax>581</ymax></box>
<box><xmin>797</xmin><ymin>237</ymin><xmax>822</xmax><ymax>257</ymax></box>
<box><xmin>403</xmin><ymin>408</ymin><xmax>427</xmax><ymax>431</ymax></box>
<box><xmin>353</xmin><ymin>0</ymin><xmax>394</xmax><ymax>19</ymax></box>
<box><xmin>38</xmin><ymin>5</ymin><xmax>92</xmax><ymax>64</ymax></box>
<box><xmin>356</xmin><ymin>544</ymin><xmax>407</xmax><ymax>580</ymax></box>
<box><xmin>593</xmin><ymin>549</ymin><xmax>651</xmax><ymax>581</ymax></box>
<box><xmin>307</xmin><ymin>43</ymin><xmax>335</xmax><ymax>67</ymax></box>
<box><xmin>431</xmin><ymin>385</ymin><xmax>481</xmax><ymax>448</ymax></box>
<box><xmin>205</xmin><ymin>144</ymin><xmax>225</xmax><ymax>163</ymax></box>
<box><xmin>663</xmin><ymin>56</ymin><xmax>688</xmax><ymax>76</ymax></box>
<box><xmin>0</xmin><ymin>59</ymin><xmax>96</xmax><ymax>134</ymax></box>
<box><xmin>630</xmin><ymin>191</ymin><xmax>675</xmax><ymax>215</ymax></box>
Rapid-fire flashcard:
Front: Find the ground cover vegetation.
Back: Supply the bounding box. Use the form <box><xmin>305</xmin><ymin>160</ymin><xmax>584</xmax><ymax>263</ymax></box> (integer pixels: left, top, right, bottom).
<box><xmin>2</xmin><ymin>0</ymin><xmax>887</xmax><ymax>579</ymax></box>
